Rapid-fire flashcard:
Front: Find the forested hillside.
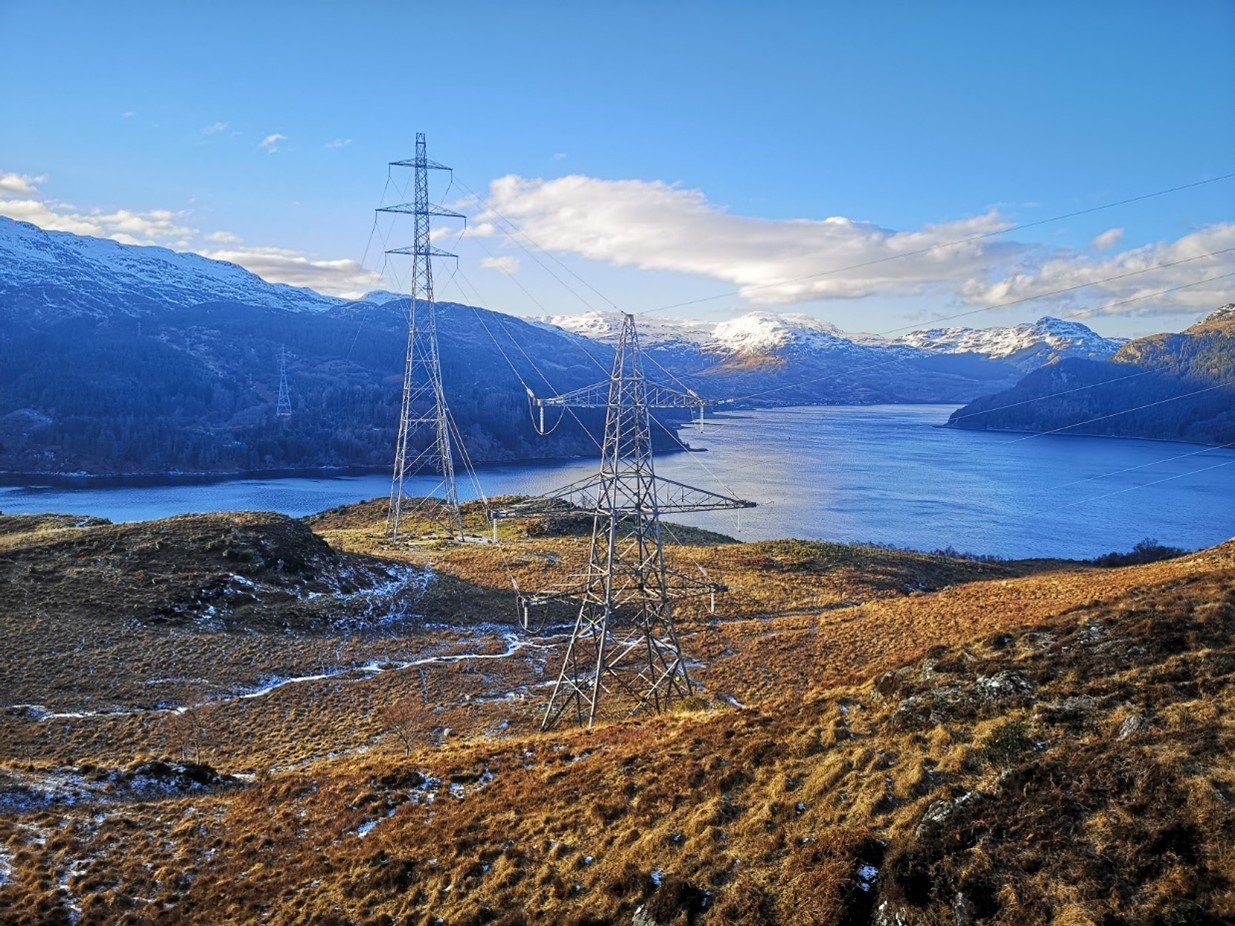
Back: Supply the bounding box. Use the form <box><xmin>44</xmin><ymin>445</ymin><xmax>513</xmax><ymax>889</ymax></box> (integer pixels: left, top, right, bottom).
<box><xmin>0</xmin><ymin>298</ymin><xmax>612</xmax><ymax>475</ymax></box>
<box><xmin>947</xmin><ymin>305</ymin><xmax>1235</xmax><ymax>445</ymax></box>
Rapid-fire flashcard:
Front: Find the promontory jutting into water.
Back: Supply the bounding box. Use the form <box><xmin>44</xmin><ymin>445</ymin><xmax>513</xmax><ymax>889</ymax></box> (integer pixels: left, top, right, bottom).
<box><xmin>5</xmin><ymin>405</ymin><xmax>1233</xmax><ymax>560</ymax></box>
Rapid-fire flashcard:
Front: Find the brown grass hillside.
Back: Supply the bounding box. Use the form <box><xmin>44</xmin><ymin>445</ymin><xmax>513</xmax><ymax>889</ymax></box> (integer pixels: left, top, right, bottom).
<box><xmin>0</xmin><ymin>500</ymin><xmax>1231</xmax><ymax>924</ymax></box>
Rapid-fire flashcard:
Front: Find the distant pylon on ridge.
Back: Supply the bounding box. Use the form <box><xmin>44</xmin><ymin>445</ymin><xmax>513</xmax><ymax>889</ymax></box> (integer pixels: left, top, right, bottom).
<box><xmin>380</xmin><ymin>133</ymin><xmax>471</xmax><ymax>541</ymax></box>
<box><xmin>276</xmin><ymin>344</ymin><xmax>292</xmax><ymax>418</ymax></box>
<box><xmin>508</xmin><ymin>313</ymin><xmax>755</xmax><ymax>730</ymax></box>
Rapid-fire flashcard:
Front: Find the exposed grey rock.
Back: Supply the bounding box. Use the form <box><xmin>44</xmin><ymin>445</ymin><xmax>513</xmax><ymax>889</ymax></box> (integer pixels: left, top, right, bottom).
<box><xmin>875</xmin><ymin>900</ymin><xmax>913</xmax><ymax>926</ymax></box>
<box><xmin>975</xmin><ymin>670</ymin><xmax>1036</xmax><ymax>701</ymax></box>
<box><xmin>916</xmin><ymin>790</ymin><xmax>986</xmax><ymax>838</ymax></box>
<box><xmin>1117</xmin><ymin>713</ymin><xmax>1149</xmax><ymax>740</ymax></box>
<box><xmin>955</xmin><ymin>891</ymin><xmax>977</xmax><ymax>926</ymax></box>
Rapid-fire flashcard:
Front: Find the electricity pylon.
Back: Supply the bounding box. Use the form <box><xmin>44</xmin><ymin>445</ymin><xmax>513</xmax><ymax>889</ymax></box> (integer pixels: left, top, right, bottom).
<box><xmin>380</xmin><ymin>133</ymin><xmax>468</xmax><ymax>541</ymax></box>
<box><xmin>276</xmin><ymin>344</ymin><xmax>292</xmax><ymax>418</ymax></box>
<box><xmin>512</xmin><ymin>313</ymin><xmax>754</xmax><ymax>730</ymax></box>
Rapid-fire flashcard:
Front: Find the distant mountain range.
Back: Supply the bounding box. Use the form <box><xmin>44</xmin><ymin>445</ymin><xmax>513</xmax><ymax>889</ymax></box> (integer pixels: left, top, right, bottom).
<box><xmin>948</xmin><ymin>305</ymin><xmax>1235</xmax><ymax>445</ymax></box>
<box><xmin>0</xmin><ymin>216</ymin><xmax>1150</xmax><ymax>475</ymax></box>
<box><xmin>545</xmin><ymin>309</ymin><xmax>1123</xmax><ymax>373</ymax></box>
<box><xmin>892</xmin><ymin>316</ymin><xmax>1126</xmax><ymax>370</ymax></box>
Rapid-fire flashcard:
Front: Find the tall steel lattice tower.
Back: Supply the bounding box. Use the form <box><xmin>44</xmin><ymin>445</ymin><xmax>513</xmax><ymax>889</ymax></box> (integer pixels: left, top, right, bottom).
<box><xmin>380</xmin><ymin>133</ymin><xmax>468</xmax><ymax>540</ymax></box>
<box><xmin>514</xmin><ymin>314</ymin><xmax>754</xmax><ymax>730</ymax></box>
<box><xmin>276</xmin><ymin>344</ymin><xmax>292</xmax><ymax>418</ymax></box>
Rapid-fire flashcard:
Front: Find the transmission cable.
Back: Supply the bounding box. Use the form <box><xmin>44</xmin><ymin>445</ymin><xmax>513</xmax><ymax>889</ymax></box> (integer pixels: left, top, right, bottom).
<box><xmin>715</xmin><ymin>269</ymin><xmax>1235</xmax><ymax>407</ymax></box>
<box><xmin>635</xmin><ymin>170</ymin><xmax>1235</xmax><ymax>316</ymax></box>
<box><xmin>447</xmin><ymin>266</ymin><xmax>605</xmax><ymax>453</ymax></box>
<box><xmin>446</xmin><ymin>166</ymin><xmax>1233</xmax><ymax>420</ymax></box>
<box><xmin>1050</xmin><ymin>440</ymin><xmax>1235</xmax><ymax>492</ymax></box>
<box><xmin>1060</xmin><ymin>458</ymin><xmax>1235</xmax><ymax>511</ymax></box>
<box><xmin>452</xmin><ymin>174</ymin><xmax>620</xmax><ymax>311</ymax></box>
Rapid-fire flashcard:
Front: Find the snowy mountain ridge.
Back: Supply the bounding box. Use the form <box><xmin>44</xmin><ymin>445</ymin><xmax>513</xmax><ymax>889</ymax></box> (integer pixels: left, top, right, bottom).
<box><xmin>1200</xmin><ymin>303</ymin><xmax>1235</xmax><ymax>325</ymax></box>
<box><xmin>0</xmin><ymin>217</ymin><xmax>342</xmax><ymax>318</ymax></box>
<box><xmin>543</xmin><ymin>309</ymin><xmax>1122</xmax><ymax>369</ymax></box>
<box><xmin>0</xmin><ymin>215</ymin><xmax>1123</xmax><ymax>368</ymax></box>
<box><xmin>893</xmin><ymin>316</ymin><xmax>1125</xmax><ymax>362</ymax></box>
<box><xmin>544</xmin><ymin>310</ymin><xmax>855</xmax><ymax>355</ymax></box>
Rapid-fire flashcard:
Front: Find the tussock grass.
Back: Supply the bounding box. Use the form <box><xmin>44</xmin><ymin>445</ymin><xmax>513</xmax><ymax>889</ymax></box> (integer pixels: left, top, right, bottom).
<box><xmin>0</xmin><ymin>500</ymin><xmax>1231</xmax><ymax>923</ymax></box>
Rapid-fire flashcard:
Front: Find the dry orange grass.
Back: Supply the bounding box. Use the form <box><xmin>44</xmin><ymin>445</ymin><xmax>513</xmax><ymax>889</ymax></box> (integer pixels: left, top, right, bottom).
<box><xmin>0</xmin><ymin>501</ymin><xmax>1231</xmax><ymax>924</ymax></box>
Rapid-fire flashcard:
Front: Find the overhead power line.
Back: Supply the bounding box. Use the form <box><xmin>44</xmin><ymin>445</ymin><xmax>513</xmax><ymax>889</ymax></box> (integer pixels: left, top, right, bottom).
<box><xmin>639</xmin><ymin>170</ymin><xmax>1235</xmax><ymax>315</ymax></box>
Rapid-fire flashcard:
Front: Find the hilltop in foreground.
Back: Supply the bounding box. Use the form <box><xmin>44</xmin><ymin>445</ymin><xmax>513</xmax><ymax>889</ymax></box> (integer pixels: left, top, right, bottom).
<box><xmin>0</xmin><ymin>503</ymin><xmax>1231</xmax><ymax>924</ymax></box>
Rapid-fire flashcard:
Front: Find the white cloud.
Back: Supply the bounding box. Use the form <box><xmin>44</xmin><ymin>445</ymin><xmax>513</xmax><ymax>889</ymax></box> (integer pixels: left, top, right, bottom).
<box><xmin>199</xmin><ymin>245</ymin><xmax>380</xmax><ymax>297</ymax></box>
<box><xmin>325</xmin><ymin>138</ymin><xmax>352</xmax><ymax>149</ymax></box>
<box><xmin>0</xmin><ymin>173</ymin><xmax>195</xmax><ymax>246</ymax></box>
<box><xmin>963</xmin><ymin>223</ymin><xmax>1235</xmax><ymax>316</ymax></box>
<box><xmin>122</xmin><ymin>111</ymin><xmax>135</xmax><ymax>119</ymax></box>
<box><xmin>0</xmin><ymin>168</ymin><xmax>381</xmax><ymax>297</ymax></box>
<box><xmin>480</xmin><ymin>255</ymin><xmax>521</xmax><ymax>274</ymax></box>
<box><xmin>462</xmin><ymin>220</ymin><xmax>497</xmax><ymax>238</ymax></box>
<box><xmin>1092</xmin><ymin>227</ymin><xmax>1124</xmax><ymax>249</ymax></box>
<box><xmin>0</xmin><ymin>170</ymin><xmax>46</xmax><ymax>196</ymax></box>
<box><xmin>476</xmin><ymin>174</ymin><xmax>1020</xmax><ymax>305</ymax></box>
<box><xmin>553</xmin><ymin>152</ymin><xmax>567</xmax><ymax>161</ymax></box>
<box><xmin>258</xmin><ymin>133</ymin><xmax>286</xmax><ymax>153</ymax></box>
<box><xmin>202</xmin><ymin>121</ymin><xmax>230</xmax><ymax>135</ymax></box>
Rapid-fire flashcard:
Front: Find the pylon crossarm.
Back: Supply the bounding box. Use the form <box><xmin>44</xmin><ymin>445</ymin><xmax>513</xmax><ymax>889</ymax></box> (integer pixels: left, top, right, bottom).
<box><xmin>650</xmin><ymin>476</ymin><xmax>755</xmax><ymax>511</ymax></box>
<box><xmin>509</xmin><ymin>473</ymin><xmax>752</xmax><ymax>514</ymax></box>
<box><xmin>658</xmin><ymin>566</ymin><xmax>727</xmax><ymax>598</ymax></box>
<box><xmin>384</xmin><ymin>245</ymin><xmax>459</xmax><ymax>259</ymax></box>
<box><xmin>532</xmin><ymin>379</ymin><xmax>703</xmax><ymax>409</ymax></box>
<box><xmin>389</xmin><ymin>157</ymin><xmax>452</xmax><ymax>171</ymax></box>
<box><xmin>377</xmin><ymin>203</ymin><xmax>467</xmax><ymax>221</ymax></box>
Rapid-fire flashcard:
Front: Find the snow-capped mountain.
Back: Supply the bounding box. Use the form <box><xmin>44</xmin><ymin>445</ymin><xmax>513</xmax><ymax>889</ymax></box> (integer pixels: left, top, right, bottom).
<box><xmin>546</xmin><ymin>311</ymin><xmax>862</xmax><ymax>357</ymax></box>
<box><xmin>540</xmin><ymin>309</ymin><xmax>1026</xmax><ymax>405</ymax></box>
<box><xmin>0</xmin><ymin>217</ymin><xmax>341</xmax><ymax>318</ymax></box>
<box><xmin>540</xmin><ymin>311</ymin><xmax>715</xmax><ymax>350</ymax></box>
<box><xmin>543</xmin><ymin>309</ymin><xmax>1117</xmax><ymax>372</ymax></box>
<box><xmin>894</xmin><ymin>316</ymin><xmax>1124</xmax><ymax>368</ymax></box>
<box><xmin>950</xmin><ymin>304</ymin><xmax>1235</xmax><ymax>445</ymax></box>
<box><xmin>0</xmin><ymin>216</ymin><xmax>1133</xmax><ymax>473</ymax></box>
<box><xmin>1199</xmin><ymin>303</ymin><xmax>1235</xmax><ymax>327</ymax></box>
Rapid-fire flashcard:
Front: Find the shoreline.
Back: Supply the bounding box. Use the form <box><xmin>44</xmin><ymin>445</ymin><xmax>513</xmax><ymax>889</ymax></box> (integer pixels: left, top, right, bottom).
<box><xmin>0</xmin><ymin>426</ymin><xmax>714</xmax><ymax>488</ymax></box>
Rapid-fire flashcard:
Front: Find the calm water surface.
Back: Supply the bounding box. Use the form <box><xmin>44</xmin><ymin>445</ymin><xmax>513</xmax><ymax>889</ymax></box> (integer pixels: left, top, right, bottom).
<box><xmin>3</xmin><ymin>405</ymin><xmax>1232</xmax><ymax>559</ymax></box>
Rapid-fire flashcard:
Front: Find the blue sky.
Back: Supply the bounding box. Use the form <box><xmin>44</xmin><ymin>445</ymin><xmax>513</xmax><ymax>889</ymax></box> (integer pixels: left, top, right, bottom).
<box><xmin>2</xmin><ymin>0</ymin><xmax>1233</xmax><ymax>336</ymax></box>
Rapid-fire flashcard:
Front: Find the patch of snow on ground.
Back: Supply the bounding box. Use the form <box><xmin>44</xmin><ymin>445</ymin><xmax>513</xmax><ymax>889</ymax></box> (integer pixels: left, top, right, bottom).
<box><xmin>857</xmin><ymin>863</ymin><xmax>879</xmax><ymax>891</ymax></box>
<box><xmin>58</xmin><ymin>857</ymin><xmax>87</xmax><ymax>924</ymax></box>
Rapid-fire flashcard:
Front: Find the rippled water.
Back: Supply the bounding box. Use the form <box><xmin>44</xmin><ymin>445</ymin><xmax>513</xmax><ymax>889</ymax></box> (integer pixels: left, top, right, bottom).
<box><xmin>3</xmin><ymin>405</ymin><xmax>1232</xmax><ymax>559</ymax></box>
